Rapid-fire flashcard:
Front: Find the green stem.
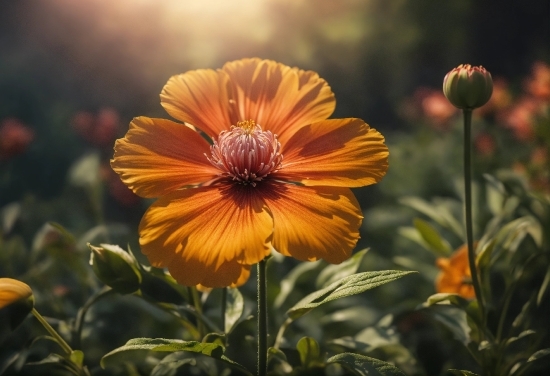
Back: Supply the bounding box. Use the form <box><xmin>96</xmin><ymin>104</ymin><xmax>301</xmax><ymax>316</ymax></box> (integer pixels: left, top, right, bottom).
<box><xmin>463</xmin><ymin>109</ymin><xmax>485</xmax><ymax>319</ymax></box>
<box><xmin>189</xmin><ymin>286</ymin><xmax>205</xmax><ymax>338</ymax></box>
<box><xmin>221</xmin><ymin>287</ymin><xmax>227</xmax><ymax>333</ymax></box>
<box><xmin>73</xmin><ymin>286</ymin><xmax>115</xmax><ymax>349</ymax></box>
<box><xmin>32</xmin><ymin>308</ymin><xmax>73</xmax><ymax>355</ymax></box>
<box><xmin>273</xmin><ymin>317</ymin><xmax>292</xmax><ymax>350</ymax></box>
<box><xmin>257</xmin><ymin>259</ymin><xmax>268</xmax><ymax>376</ymax></box>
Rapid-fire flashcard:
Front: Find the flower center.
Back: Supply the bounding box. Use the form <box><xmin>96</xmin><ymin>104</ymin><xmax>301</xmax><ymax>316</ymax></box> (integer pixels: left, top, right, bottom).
<box><xmin>207</xmin><ymin>120</ymin><xmax>283</xmax><ymax>186</ymax></box>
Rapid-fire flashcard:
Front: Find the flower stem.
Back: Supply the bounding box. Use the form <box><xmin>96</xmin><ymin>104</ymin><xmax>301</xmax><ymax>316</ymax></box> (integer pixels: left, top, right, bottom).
<box><xmin>32</xmin><ymin>308</ymin><xmax>73</xmax><ymax>355</ymax></box>
<box><xmin>189</xmin><ymin>286</ymin><xmax>205</xmax><ymax>338</ymax></box>
<box><xmin>463</xmin><ymin>109</ymin><xmax>485</xmax><ymax>318</ymax></box>
<box><xmin>221</xmin><ymin>287</ymin><xmax>227</xmax><ymax>333</ymax></box>
<box><xmin>73</xmin><ymin>286</ymin><xmax>115</xmax><ymax>349</ymax></box>
<box><xmin>257</xmin><ymin>258</ymin><xmax>268</xmax><ymax>376</ymax></box>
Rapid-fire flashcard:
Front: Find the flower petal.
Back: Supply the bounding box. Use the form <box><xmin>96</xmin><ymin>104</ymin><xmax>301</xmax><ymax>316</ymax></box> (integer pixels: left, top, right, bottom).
<box><xmin>111</xmin><ymin>117</ymin><xmax>219</xmax><ymax>198</ymax></box>
<box><xmin>276</xmin><ymin>118</ymin><xmax>389</xmax><ymax>187</ymax></box>
<box><xmin>222</xmin><ymin>58</ymin><xmax>335</xmax><ymax>144</ymax></box>
<box><xmin>139</xmin><ymin>185</ymin><xmax>273</xmax><ymax>287</ymax></box>
<box><xmin>0</xmin><ymin>278</ymin><xmax>33</xmax><ymax>310</ymax></box>
<box><xmin>160</xmin><ymin>69</ymin><xmax>232</xmax><ymax>138</ymax></box>
<box><xmin>261</xmin><ymin>182</ymin><xmax>362</xmax><ymax>264</ymax></box>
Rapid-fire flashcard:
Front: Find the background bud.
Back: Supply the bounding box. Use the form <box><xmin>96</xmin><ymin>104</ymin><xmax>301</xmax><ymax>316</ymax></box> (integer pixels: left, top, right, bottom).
<box><xmin>88</xmin><ymin>244</ymin><xmax>142</xmax><ymax>294</ymax></box>
<box><xmin>0</xmin><ymin>278</ymin><xmax>35</xmax><ymax>339</ymax></box>
<box><xmin>443</xmin><ymin>64</ymin><xmax>493</xmax><ymax>109</ymax></box>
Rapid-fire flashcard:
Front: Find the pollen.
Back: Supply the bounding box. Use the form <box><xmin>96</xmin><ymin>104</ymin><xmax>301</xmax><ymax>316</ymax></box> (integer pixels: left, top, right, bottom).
<box><xmin>207</xmin><ymin>122</ymin><xmax>283</xmax><ymax>186</ymax></box>
<box><xmin>236</xmin><ymin>119</ymin><xmax>256</xmax><ymax>133</ymax></box>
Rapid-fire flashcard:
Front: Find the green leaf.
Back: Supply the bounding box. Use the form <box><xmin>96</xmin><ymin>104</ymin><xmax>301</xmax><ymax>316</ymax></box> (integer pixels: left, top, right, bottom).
<box><xmin>413</xmin><ymin>218</ymin><xmax>452</xmax><ymax>256</ymax></box>
<box><xmin>100</xmin><ymin>337</ymin><xmax>249</xmax><ymax>374</ymax></box>
<box><xmin>267</xmin><ymin>347</ymin><xmax>292</xmax><ymax>374</ymax></box>
<box><xmin>484</xmin><ymin>174</ymin><xmax>506</xmax><ymax>216</ymax></box>
<box><xmin>69</xmin><ymin>350</ymin><xmax>84</xmax><ymax>367</ymax></box>
<box><xmin>224</xmin><ymin>288</ymin><xmax>243</xmax><ymax>333</ymax></box>
<box><xmin>327</xmin><ymin>352</ymin><xmax>405</xmax><ymax>376</ymax></box>
<box><xmin>512</xmin><ymin>298</ymin><xmax>533</xmax><ymax>329</ymax></box>
<box><xmin>429</xmin><ymin>305</ymin><xmax>471</xmax><ymax>345</ymax></box>
<box><xmin>527</xmin><ymin>348</ymin><xmax>550</xmax><ymax>362</ymax></box>
<box><xmin>505</xmin><ymin>330</ymin><xmax>536</xmax><ymax>346</ymax></box>
<box><xmin>537</xmin><ymin>267</ymin><xmax>550</xmax><ymax>306</ymax></box>
<box><xmin>316</xmin><ymin>248</ymin><xmax>369</xmax><ymax>288</ymax></box>
<box><xmin>273</xmin><ymin>261</ymin><xmax>322</xmax><ymax>309</ymax></box>
<box><xmin>447</xmin><ymin>369</ymin><xmax>480</xmax><ymax>376</ymax></box>
<box><xmin>287</xmin><ymin>271</ymin><xmax>415</xmax><ymax>320</ymax></box>
<box><xmin>0</xmin><ymin>202</ymin><xmax>21</xmax><ymax>234</ymax></box>
<box><xmin>399</xmin><ymin>196</ymin><xmax>463</xmax><ymax>238</ymax></box>
<box><xmin>296</xmin><ymin>337</ymin><xmax>322</xmax><ymax>368</ymax></box>
<box><xmin>422</xmin><ymin>293</ymin><xmax>471</xmax><ymax>309</ymax></box>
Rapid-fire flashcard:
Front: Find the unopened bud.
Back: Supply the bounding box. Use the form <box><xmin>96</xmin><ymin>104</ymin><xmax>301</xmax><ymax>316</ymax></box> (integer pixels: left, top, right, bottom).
<box><xmin>443</xmin><ymin>64</ymin><xmax>493</xmax><ymax>109</ymax></box>
<box><xmin>88</xmin><ymin>243</ymin><xmax>142</xmax><ymax>294</ymax></box>
<box><xmin>0</xmin><ymin>278</ymin><xmax>34</xmax><ymax>331</ymax></box>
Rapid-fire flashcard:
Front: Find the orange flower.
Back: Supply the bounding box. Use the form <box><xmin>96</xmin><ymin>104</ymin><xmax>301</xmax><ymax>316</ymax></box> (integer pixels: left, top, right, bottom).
<box><xmin>435</xmin><ymin>244</ymin><xmax>475</xmax><ymax>299</ymax></box>
<box><xmin>0</xmin><ymin>278</ymin><xmax>34</xmax><ymax>310</ymax></box>
<box><xmin>112</xmin><ymin>58</ymin><xmax>389</xmax><ymax>287</ymax></box>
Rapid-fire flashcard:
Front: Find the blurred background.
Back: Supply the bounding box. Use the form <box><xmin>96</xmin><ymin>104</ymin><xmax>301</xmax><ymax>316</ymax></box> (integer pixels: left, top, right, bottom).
<box><xmin>1</xmin><ymin>1</ymin><xmax>549</xmax><ymax>374</ymax></box>
<box><xmin>1</xmin><ymin>0</ymin><xmax>548</xmax><ymax>208</ymax></box>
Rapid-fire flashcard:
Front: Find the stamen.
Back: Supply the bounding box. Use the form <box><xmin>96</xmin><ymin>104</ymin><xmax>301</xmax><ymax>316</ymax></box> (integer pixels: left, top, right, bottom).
<box><xmin>207</xmin><ymin>121</ymin><xmax>283</xmax><ymax>186</ymax></box>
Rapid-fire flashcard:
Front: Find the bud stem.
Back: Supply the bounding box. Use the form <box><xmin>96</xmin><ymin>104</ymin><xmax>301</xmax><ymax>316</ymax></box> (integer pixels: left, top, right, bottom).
<box><xmin>32</xmin><ymin>308</ymin><xmax>74</xmax><ymax>355</ymax></box>
<box><xmin>257</xmin><ymin>258</ymin><xmax>268</xmax><ymax>376</ymax></box>
<box><xmin>463</xmin><ymin>109</ymin><xmax>485</xmax><ymax>318</ymax></box>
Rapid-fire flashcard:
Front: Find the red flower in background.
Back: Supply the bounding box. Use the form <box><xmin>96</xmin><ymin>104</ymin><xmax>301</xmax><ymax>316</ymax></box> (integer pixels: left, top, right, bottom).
<box><xmin>99</xmin><ymin>163</ymin><xmax>140</xmax><ymax>207</ymax></box>
<box><xmin>477</xmin><ymin>78</ymin><xmax>512</xmax><ymax>117</ymax></box>
<box><xmin>474</xmin><ymin>132</ymin><xmax>496</xmax><ymax>157</ymax></box>
<box><xmin>71</xmin><ymin>108</ymin><xmax>120</xmax><ymax>147</ymax></box>
<box><xmin>0</xmin><ymin>118</ymin><xmax>34</xmax><ymax>161</ymax></box>
<box><xmin>399</xmin><ymin>87</ymin><xmax>457</xmax><ymax>130</ymax></box>
<box><xmin>525</xmin><ymin>61</ymin><xmax>550</xmax><ymax>100</ymax></box>
<box><xmin>501</xmin><ymin>97</ymin><xmax>538</xmax><ymax>141</ymax></box>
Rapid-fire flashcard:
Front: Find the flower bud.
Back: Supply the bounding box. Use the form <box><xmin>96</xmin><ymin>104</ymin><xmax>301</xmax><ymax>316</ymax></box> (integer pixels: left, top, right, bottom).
<box><xmin>0</xmin><ymin>278</ymin><xmax>34</xmax><ymax>332</ymax></box>
<box><xmin>443</xmin><ymin>64</ymin><xmax>493</xmax><ymax>109</ymax></box>
<box><xmin>88</xmin><ymin>243</ymin><xmax>142</xmax><ymax>294</ymax></box>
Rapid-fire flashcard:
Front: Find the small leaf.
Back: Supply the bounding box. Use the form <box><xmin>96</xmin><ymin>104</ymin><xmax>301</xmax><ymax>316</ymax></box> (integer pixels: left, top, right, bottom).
<box><xmin>413</xmin><ymin>218</ymin><xmax>452</xmax><ymax>256</ymax></box>
<box><xmin>101</xmin><ymin>338</ymin><xmax>250</xmax><ymax>374</ymax></box>
<box><xmin>527</xmin><ymin>348</ymin><xmax>550</xmax><ymax>362</ymax></box>
<box><xmin>429</xmin><ymin>305</ymin><xmax>471</xmax><ymax>345</ymax></box>
<box><xmin>316</xmin><ymin>249</ymin><xmax>369</xmax><ymax>288</ymax></box>
<box><xmin>327</xmin><ymin>352</ymin><xmax>406</xmax><ymax>376</ymax></box>
<box><xmin>224</xmin><ymin>288</ymin><xmax>243</xmax><ymax>333</ymax></box>
<box><xmin>69</xmin><ymin>350</ymin><xmax>84</xmax><ymax>367</ymax></box>
<box><xmin>505</xmin><ymin>330</ymin><xmax>536</xmax><ymax>346</ymax></box>
<box><xmin>447</xmin><ymin>369</ymin><xmax>480</xmax><ymax>376</ymax></box>
<box><xmin>399</xmin><ymin>196</ymin><xmax>463</xmax><ymax>238</ymax></box>
<box><xmin>267</xmin><ymin>347</ymin><xmax>292</xmax><ymax>374</ymax></box>
<box><xmin>287</xmin><ymin>271</ymin><xmax>415</xmax><ymax>320</ymax></box>
<box><xmin>512</xmin><ymin>298</ymin><xmax>533</xmax><ymax>328</ymax></box>
<box><xmin>273</xmin><ymin>261</ymin><xmax>322</xmax><ymax>309</ymax></box>
<box><xmin>296</xmin><ymin>337</ymin><xmax>322</xmax><ymax>368</ymax></box>
<box><xmin>101</xmin><ymin>338</ymin><xmax>221</xmax><ymax>367</ymax></box>
<box><xmin>537</xmin><ymin>267</ymin><xmax>550</xmax><ymax>306</ymax></box>
<box><xmin>422</xmin><ymin>293</ymin><xmax>470</xmax><ymax>309</ymax></box>
<box><xmin>0</xmin><ymin>202</ymin><xmax>21</xmax><ymax>234</ymax></box>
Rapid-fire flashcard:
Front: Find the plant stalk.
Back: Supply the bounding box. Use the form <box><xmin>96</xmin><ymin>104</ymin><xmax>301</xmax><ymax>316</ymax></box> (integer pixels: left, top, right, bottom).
<box><xmin>221</xmin><ymin>287</ymin><xmax>227</xmax><ymax>333</ymax></box>
<box><xmin>32</xmin><ymin>308</ymin><xmax>73</xmax><ymax>355</ymax></box>
<box><xmin>257</xmin><ymin>258</ymin><xmax>268</xmax><ymax>376</ymax></box>
<box><xmin>463</xmin><ymin>109</ymin><xmax>485</xmax><ymax>318</ymax></box>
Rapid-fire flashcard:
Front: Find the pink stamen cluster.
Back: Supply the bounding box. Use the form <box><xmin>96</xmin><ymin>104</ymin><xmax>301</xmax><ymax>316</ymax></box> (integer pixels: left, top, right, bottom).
<box><xmin>208</xmin><ymin>120</ymin><xmax>283</xmax><ymax>186</ymax></box>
